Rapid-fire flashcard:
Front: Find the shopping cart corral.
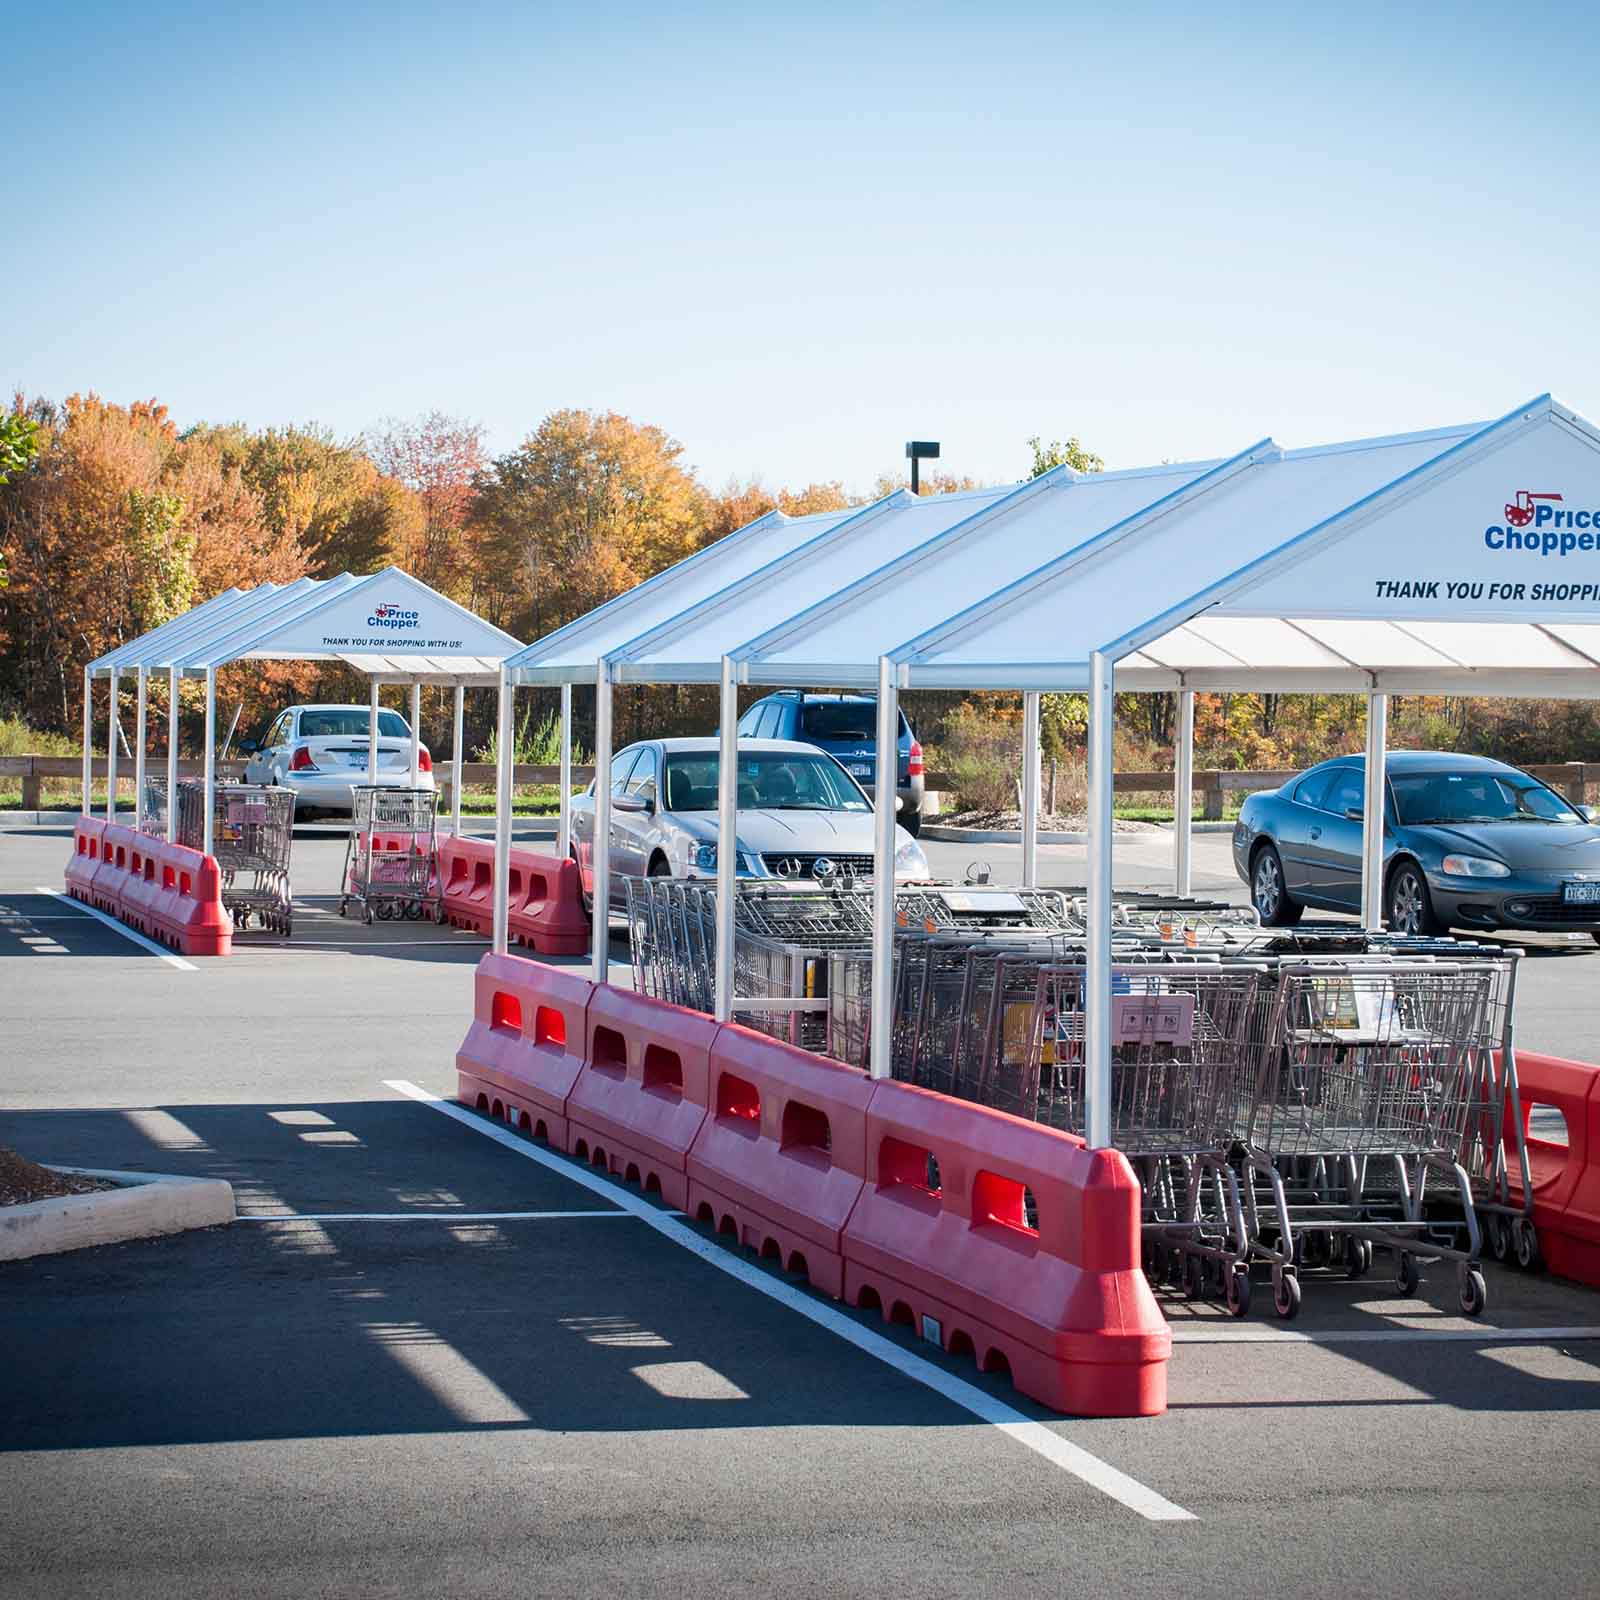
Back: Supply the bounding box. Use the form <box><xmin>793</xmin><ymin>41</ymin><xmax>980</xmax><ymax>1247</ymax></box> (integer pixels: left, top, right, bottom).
<box><xmin>340</xmin><ymin>785</ymin><xmax>443</xmax><ymax>925</ymax></box>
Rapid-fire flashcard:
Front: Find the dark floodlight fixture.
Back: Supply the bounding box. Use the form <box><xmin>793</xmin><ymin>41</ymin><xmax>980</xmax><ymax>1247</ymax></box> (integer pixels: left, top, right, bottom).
<box><xmin>905</xmin><ymin>440</ymin><xmax>940</xmax><ymax>494</ymax></box>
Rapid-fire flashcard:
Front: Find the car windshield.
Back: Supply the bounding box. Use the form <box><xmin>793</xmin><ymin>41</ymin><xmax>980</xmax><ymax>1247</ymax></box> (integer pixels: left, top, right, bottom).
<box><xmin>298</xmin><ymin>710</ymin><xmax>411</xmax><ymax>739</ymax></box>
<box><xmin>662</xmin><ymin>752</ymin><xmax>869</xmax><ymax>812</ymax></box>
<box><xmin>800</xmin><ymin>703</ymin><xmax>878</xmax><ymax>741</ymax></box>
<box><xmin>1392</xmin><ymin>771</ymin><xmax>1583</xmax><ymax>825</ymax></box>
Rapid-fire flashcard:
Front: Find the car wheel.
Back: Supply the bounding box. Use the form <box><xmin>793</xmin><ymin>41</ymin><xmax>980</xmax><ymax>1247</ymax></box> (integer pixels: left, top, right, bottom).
<box><xmin>1251</xmin><ymin>844</ymin><xmax>1303</xmax><ymax>926</ymax></box>
<box><xmin>1386</xmin><ymin>861</ymin><xmax>1440</xmax><ymax>936</ymax></box>
<box><xmin>1592</xmin><ymin>931</ymin><xmax>1600</xmax><ymax>949</ymax></box>
<box><xmin>648</xmin><ymin>856</ymin><xmax>673</xmax><ymax>878</ymax></box>
<box><xmin>573</xmin><ymin>850</ymin><xmax>594</xmax><ymax>923</ymax></box>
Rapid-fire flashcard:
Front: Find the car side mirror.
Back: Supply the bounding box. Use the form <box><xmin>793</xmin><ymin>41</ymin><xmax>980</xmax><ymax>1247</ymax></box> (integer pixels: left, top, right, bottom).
<box><xmin>613</xmin><ymin>792</ymin><xmax>648</xmax><ymax>814</ymax></box>
<box><xmin>238</xmin><ymin>738</ymin><xmax>259</xmax><ymax>754</ymax></box>
<box><xmin>1583</xmin><ymin>804</ymin><xmax>1598</xmax><ymax>823</ymax></box>
<box><xmin>1344</xmin><ymin>807</ymin><xmax>1363</xmax><ymax>821</ymax></box>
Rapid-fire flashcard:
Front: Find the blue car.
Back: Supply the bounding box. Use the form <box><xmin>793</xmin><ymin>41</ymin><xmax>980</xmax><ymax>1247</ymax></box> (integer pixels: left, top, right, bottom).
<box><xmin>1232</xmin><ymin>751</ymin><xmax>1600</xmax><ymax>940</ymax></box>
<box><xmin>737</xmin><ymin>691</ymin><xmax>925</xmax><ymax>835</ymax></box>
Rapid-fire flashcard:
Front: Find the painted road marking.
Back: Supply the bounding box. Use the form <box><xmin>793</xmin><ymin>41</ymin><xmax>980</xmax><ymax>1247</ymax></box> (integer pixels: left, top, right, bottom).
<box><xmin>237</xmin><ymin>1210</ymin><xmax>638</xmax><ymax>1221</ymax></box>
<box><xmin>33</xmin><ymin>888</ymin><xmax>198</xmax><ymax>970</ymax></box>
<box><xmin>385</xmin><ymin>1078</ymin><xmax>1195</xmax><ymax>1525</ymax></box>
<box><xmin>1169</xmin><ymin>1325</ymin><xmax>1600</xmax><ymax>1346</ymax></box>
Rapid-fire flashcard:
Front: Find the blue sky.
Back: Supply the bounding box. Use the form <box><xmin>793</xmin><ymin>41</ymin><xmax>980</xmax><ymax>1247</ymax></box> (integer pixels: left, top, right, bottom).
<box><xmin>8</xmin><ymin>1</ymin><xmax>1599</xmax><ymax>492</ymax></box>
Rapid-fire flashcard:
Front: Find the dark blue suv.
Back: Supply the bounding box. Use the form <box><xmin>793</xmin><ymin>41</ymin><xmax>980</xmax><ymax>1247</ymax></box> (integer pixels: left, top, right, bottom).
<box><xmin>736</xmin><ymin>691</ymin><xmax>924</xmax><ymax>835</ymax></box>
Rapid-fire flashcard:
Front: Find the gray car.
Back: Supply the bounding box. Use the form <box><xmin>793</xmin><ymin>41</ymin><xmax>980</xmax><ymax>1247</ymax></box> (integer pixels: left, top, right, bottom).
<box><xmin>569</xmin><ymin>736</ymin><xmax>931</xmax><ymax>907</ymax></box>
<box><xmin>240</xmin><ymin>703</ymin><xmax>436</xmax><ymax>816</ymax></box>
<box><xmin>1232</xmin><ymin>750</ymin><xmax>1600</xmax><ymax>940</ymax></box>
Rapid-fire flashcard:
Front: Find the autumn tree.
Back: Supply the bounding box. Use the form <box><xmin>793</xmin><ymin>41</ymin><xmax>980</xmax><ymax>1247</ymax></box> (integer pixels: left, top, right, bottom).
<box><xmin>367</xmin><ymin>412</ymin><xmax>486</xmax><ymax>595</ymax></box>
<box><xmin>468</xmin><ymin>409</ymin><xmax>709</xmax><ymax>641</ymax></box>
<box><xmin>702</xmin><ymin>477</ymin><xmax>854</xmax><ymax>544</ymax></box>
<box><xmin>870</xmin><ymin>469</ymin><xmax>990</xmax><ymax>498</ymax></box>
<box><xmin>1027</xmin><ymin>435</ymin><xmax>1105</xmax><ymax>477</ymax></box>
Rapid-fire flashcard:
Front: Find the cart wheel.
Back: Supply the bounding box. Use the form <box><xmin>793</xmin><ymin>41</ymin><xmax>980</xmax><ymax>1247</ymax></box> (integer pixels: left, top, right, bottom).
<box><xmin>1456</xmin><ymin>1264</ymin><xmax>1488</xmax><ymax>1317</ymax></box>
<box><xmin>1304</xmin><ymin>1230</ymin><xmax>1330</xmax><ymax>1269</ymax></box>
<box><xmin>432</xmin><ymin>902</ymin><xmax>446</xmax><ymax>925</ymax></box>
<box><xmin>364</xmin><ymin>906</ymin><xmax>374</xmax><ymax>926</ymax></box>
<box><xmin>404</xmin><ymin>901</ymin><xmax>422</xmax><ymax>921</ymax></box>
<box><xmin>1487</xmin><ymin>1212</ymin><xmax>1512</xmax><ymax>1262</ymax></box>
<box><xmin>339</xmin><ymin>899</ymin><xmax>348</xmax><ymax>918</ymax></box>
<box><xmin>1395</xmin><ymin>1251</ymin><xmax>1420</xmax><ymax>1296</ymax></box>
<box><xmin>1183</xmin><ymin>1255</ymin><xmax>1205</xmax><ymax>1301</ymax></box>
<box><xmin>1272</xmin><ymin>1271</ymin><xmax>1301</xmax><ymax>1320</ymax></box>
<box><xmin>1226</xmin><ymin>1267</ymin><xmax>1252</xmax><ymax>1318</ymax></box>
<box><xmin>1513</xmin><ymin>1216</ymin><xmax>1541</xmax><ymax>1271</ymax></box>
<box><xmin>282</xmin><ymin>911</ymin><xmax>293</xmax><ymax>938</ymax></box>
<box><xmin>1344</xmin><ymin>1236</ymin><xmax>1365</xmax><ymax>1279</ymax></box>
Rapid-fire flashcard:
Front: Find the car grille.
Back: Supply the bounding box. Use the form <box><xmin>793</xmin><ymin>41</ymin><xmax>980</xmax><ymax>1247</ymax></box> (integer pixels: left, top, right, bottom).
<box><xmin>1509</xmin><ymin>897</ymin><xmax>1600</xmax><ymax>925</ymax></box>
<box><xmin>760</xmin><ymin>853</ymin><xmax>875</xmax><ymax>881</ymax></box>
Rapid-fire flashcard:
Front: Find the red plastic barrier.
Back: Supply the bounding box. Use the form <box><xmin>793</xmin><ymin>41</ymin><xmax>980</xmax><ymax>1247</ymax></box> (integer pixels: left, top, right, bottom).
<box><xmin>138</xmin><ymin>836</ymin><xmax>231</xmax><ymax>957</ymax></box>
<box><xmin>92</xmin><ymin>824</ymin><xmax>137</xmax><ymax>916</ymax></box>
<box><xmin>1508</xmin><ymin>1052</ymin><xmax>1600</xmax><ymax>1289</ymax></box>
<box><xmin>120</xmin><ymin>838</ymin><xmax>162</xmax><ymax>936</ymax></box>
<box><xmin>567</xmin><ymin>985</ymin><xmax>718</xmax><ymax>1208</ymax></box>
<box><xmin>441</xmin><ymin>835</ymin><xmax>495</xmax><ymax>936</ymax></box>
<box><xmin>687</xmin><ymin>1024</ymin><xmax>874</xmax><ymax>1298</ymax></box>
<box><xmin>454</xmin><ymin>952</ymin><xmax>592</xmax><ymax>1147</ymax></box>
<box><xmin>63</xmin><ymin>818</ymin><xmax>107</xmax><ymax>904</ymax></box>
<box><xmin>507</xmin><ymin>849</ymin><xmax>589</xmax><ymax>957</ymax></box>
<box><xmin>843</xmin><ymin>1079</ymin><xmax>1169</xmax><ymax>1418</ymax></box>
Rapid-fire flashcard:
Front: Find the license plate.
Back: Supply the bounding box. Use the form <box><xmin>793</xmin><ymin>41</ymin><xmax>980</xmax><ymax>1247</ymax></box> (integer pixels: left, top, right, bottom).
<box><xmin>1562</xmin><ymin>881</ymin><xmax>1600</xmax><ymax>905</ymax></box>
<box><xmin>849</xmin><ymin>763</ymin><xmax>872</xmax><ymax>776</ymax></box>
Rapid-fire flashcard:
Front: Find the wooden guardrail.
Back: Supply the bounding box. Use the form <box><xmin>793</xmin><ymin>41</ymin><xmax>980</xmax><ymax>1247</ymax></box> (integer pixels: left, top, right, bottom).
<box><xmin>12</xmin><ymin>755</ymin><xmax>1597</xmax><ymax>815</ymax></box>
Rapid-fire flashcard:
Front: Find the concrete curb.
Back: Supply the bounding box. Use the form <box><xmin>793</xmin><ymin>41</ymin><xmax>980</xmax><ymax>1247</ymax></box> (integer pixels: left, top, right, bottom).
<box><xmin>0</xmin><ymin>1167</ymin><xmax>236</xmax><ymax>1262</ymax></box>
<box><xmin>921</xmin><ymin>820</ymin><xmax>1238</xmax><ymax>845</ymax></box>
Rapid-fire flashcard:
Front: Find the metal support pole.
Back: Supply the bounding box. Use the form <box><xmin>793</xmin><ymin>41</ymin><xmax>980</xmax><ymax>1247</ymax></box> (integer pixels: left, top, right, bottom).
<box><xmin>451</xmin><ymin>683</ymin><xmax>464</xmax><ymax>837</ymax></box>
<box><xmin>202</xmin><ymin>668</ymin><xmax>217</xmax><ymax>858</ymax></box>
<box><xmin>492</xmin><ymin>667</ymin><xmax>513</xmax><ymax>955</ymax></box>
<box><xmin>367</xmin><ymin>680</ymin><xmax>380</xmax><ymax>782</ymax></box>
<box><xmin>81</xmin><ymin>669</ymin><xmax>93</xmax><ymax>816</ymax></box>
<box><xmin>134</xmin><ymin>669</ymin><xmax>147</xmax><ymax>831</ymax></box>
<box><xmin>409</xmin><ymin>681</ymin><xmax>422</xmax><ymax>789</ymax></box>
<box><xmin>590</xmin><ymin>664</ymin><xmax>615</xmax><ymax>985</ymax></box>
<box><xmin>1362</xmin><ymin>691</ymin><xmax>1389</xmax><ymax>931</ymax></box>
<box><xmin>1022</xmin><ymin>691</ymin><xmax>1041</xmax><ymax>889</ymax></box>
<box><xmin>714</xmin><ymin>657</ymin><xmax>739</xmax><ymax>1022</ymax></box>
<box><xmin>869</xmin><ymin>657</ymin><xmax>899</xmax><ymax>1079</ymax></box>
<box><xmin>1174</xmin><ymin>688</ymin><xmax>1195</xmax><ymax>897</ymax></box>
<box><xmin>166</xmin><ymin>667</ymin><xmax>180</xmax><ymax>843</ymax></box>
<box><xmin>106</xmin><ymin>668</ymin><xmax>119</xmax><ymax>821</ymax></box>
<box><xmin>558</xmin><ymin>682</ymin><xmax>573</xmax><ymax>862</ymax></box>
<box><xmin>1085</xmin><ymin>651</ymin><xmax>1116</xmax><ymax>1149</ymax></box>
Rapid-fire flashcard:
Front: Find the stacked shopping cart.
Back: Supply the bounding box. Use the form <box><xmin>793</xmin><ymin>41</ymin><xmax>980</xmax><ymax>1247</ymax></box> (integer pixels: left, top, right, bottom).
<box><xmin>340</xmin><ymin>786</ymin><xmax>442</xmax><ymax>924</ymax></box>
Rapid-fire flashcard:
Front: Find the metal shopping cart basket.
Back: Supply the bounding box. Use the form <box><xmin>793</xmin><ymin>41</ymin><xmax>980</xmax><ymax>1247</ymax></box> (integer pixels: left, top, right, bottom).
<box><xmin>209</xmin><ymin>784</ymin><xmax>295</xmax><ymax>935</ymax></box>
<box><xmin>341</xmin><ymin>786</ymin><xmax>442</xmax><ymax>925</ymax></box>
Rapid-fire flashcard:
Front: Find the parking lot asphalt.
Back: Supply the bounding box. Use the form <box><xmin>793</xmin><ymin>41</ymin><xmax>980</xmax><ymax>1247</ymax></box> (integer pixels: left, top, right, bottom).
<box><xmin>3</xmin><ymin>820</ymin><xmax>1599</xmax><ymax>1600</ymax></box>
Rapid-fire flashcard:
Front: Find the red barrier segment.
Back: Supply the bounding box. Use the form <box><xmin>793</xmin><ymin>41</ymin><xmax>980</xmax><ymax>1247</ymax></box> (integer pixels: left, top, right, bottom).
<box><xmin>454</xmin><ymin>952</ymin><xmax>593</xmax><ymax>1147</ymax></box>
<box><xmin>151</xmin><ymin>838</ymin><xmax>232</xmax><ymax>956</ymax></box>
<box><xmin>440</xmin><ymin>835</ymin><xmax>495</xmax><ymax>936</ymax></box>
<box><xmin>1508</xmin><ymin>1052</ymin><xmax>1600</xmax><ymax>1289</ymax></box>
<box><xmin>567</xmin><ymin>985</ymin><xmax>718</xmax><ymax>1208</ymax></box>
<box><xmin>64</xmin><ymin>818</ymin><xmax>107</xmax><ymax>905</ymax></box>
<box><xmin>120</xmin><ymin>839</ymin><xmax>161</xmax><ymax>937</ymax></box>
<box><xmin>843</xmin><ymin>1079</ymin><xmax>1169</xmax><ymax>1418</ymax></box>
<box><xmin>687</xmin><ymin>1024</ymin><xmax>874</xmax><ymax>1298</ymax></box>
<box><xmin>89</xmin><ymin>822</ymin><xmax>133</xmax><ymax>914</ymax></box>
<box><xmin>507</xmin><ymin>850</ymin><xmax>590</xmax><ymax>957</ymax></box>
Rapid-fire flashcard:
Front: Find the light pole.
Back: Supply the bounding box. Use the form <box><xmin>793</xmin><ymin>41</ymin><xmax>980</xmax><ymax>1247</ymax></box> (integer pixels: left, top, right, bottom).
<box><xmin>905</xmin><ymin>439</ymin><xmax>940</xmax><ymax>494</ymax></box>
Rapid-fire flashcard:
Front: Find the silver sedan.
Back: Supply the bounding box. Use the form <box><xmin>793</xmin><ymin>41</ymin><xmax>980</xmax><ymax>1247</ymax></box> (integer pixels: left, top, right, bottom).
<box><xmin>569</xmin><ymin>737</ymin><xmax>930</xmax><ymax>904</ymax></box>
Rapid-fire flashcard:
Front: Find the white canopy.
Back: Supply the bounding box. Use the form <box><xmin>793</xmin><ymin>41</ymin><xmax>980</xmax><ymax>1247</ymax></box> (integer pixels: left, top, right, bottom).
<box><xmin>503</xmin><ymin>504</ymin><xmax>862</xmax><ymax>687</ymax></box>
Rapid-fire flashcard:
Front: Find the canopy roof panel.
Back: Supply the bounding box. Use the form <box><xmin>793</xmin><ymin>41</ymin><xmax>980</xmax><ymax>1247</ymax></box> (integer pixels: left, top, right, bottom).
<box><xmin>90</xmin><ymin>569</ymin><xmax>522</xmax><ymax>683</ymax></box>
<box><xmin>729</xmin><ymin>457</ymin><xmax>1224</xmax><ymax>688</ymax></box>
<box><xmin>898</xmin><ymin>419</ymin><xmax>1495</xmax><ymax>688</ymax></box>
<box><xmin>610</xmin><ymin>483</ymin><xmax>1052</xmax><ymax>682</ymax></box>
<box><xmin>504</xmin><ymin>504</ymin><xmax>860</xmax><ymax>685</ymax></box>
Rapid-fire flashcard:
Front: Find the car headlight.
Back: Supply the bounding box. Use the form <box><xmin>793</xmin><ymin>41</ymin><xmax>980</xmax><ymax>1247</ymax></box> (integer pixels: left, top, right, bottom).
<box><xmin>895</xmin><ymin>838</ymin><xmax>930</xmax><ymax>879</ymax></box>
<box><xmin>691</xmin><ymin>843</ymin><xmax>718</xmax><ymax>871</ymax></box>
<box><xmin>1441</xmin><ymin>853</ymin><xmax>1510</xmax><ymax>879</ymax></box>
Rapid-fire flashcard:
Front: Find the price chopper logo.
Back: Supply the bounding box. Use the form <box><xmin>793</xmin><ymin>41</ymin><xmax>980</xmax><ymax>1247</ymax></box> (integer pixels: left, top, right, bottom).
<box><xmin>367</xmin><ymin>602</ymin><xmax>421</xmax><ymax>630</ymax></box>
<box><xmin>1485</xmin><ymin>491</ymin><xmax>1600</xmax><ymax>555</ymax></box>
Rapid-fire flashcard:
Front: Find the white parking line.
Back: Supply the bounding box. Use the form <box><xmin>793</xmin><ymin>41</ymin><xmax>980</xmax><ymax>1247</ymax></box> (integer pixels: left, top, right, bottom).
<box><xmin>384</xmin><ymin>1077</ymin><xmax>1195</xmax><ymax>1524</ymax></box>
<box><xmin>33</xmin><ymin>888</ymin><xmax>197</xmax><ymax>970</ymax></box>
<box><xmin>237</xmin><ymin>1210</ymin><xmax>638</xmax><ymax>1221</ymax></box>
<box><xmin>1170</xmin><ymin>1325</ymin><xmax>1600</xmax><ymax>1346</ymax></box>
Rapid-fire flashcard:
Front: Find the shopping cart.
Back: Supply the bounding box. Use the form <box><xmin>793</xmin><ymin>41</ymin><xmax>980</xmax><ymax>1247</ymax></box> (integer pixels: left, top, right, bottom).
<box><xmin>139</xmin><ymin>775</ymin><xmax>168</xmax><ymax>838</ymax></box>
<box><xmin>184</xmin><ymin>780</ymin><xmax>300</xmax><ymax>934</ymax></box>
<box><xmin>340</xmin><ymin>786</ymin><xmax>442</xmax><ymax>924</ymax></box>
<box><xmin>1236</xmin><ymin>962</ymin><xmax>1495</xmax><ymax>1316</ymax></box>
